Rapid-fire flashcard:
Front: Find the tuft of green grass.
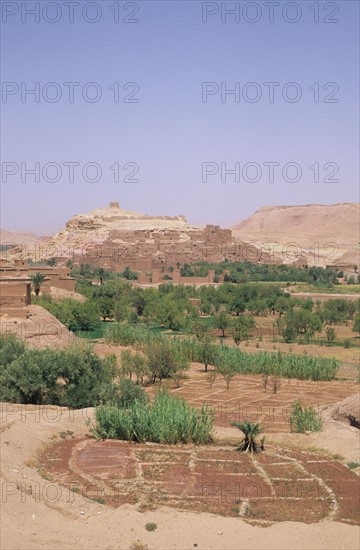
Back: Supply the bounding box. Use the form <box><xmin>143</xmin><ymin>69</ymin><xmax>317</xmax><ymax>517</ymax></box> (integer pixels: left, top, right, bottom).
<box><xmin>290</xmin><ymin>400</ymin><xmax>323</xmax><ymax>433</ymax></box>
<box><xmin>92</xmin><ymin>389</ymin><xmax>214</xmax><ymax>444</ymax></box>
<box><xmin>347</xmin><ymin>462</ymin><xmax>360</xmax><ymax>470</ymax></box>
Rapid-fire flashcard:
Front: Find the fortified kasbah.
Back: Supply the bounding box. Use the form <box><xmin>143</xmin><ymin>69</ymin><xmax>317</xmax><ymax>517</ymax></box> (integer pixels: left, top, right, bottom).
<box><xmin>5</xmin><ymin>202</ymin><xmax>294</xmax><ymax>274</ymax></box>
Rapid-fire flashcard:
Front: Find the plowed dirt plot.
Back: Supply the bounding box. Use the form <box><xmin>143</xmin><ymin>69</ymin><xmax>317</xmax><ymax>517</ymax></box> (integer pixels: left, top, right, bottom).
<box><xmin>146</xmin><ymin>374</ymin><xmax>359</xmax><ymax>433</ymax></box>
<box><xmin>38</xmin><ymin>437</ymin><xmax>360</xmax><ymax>525</ymax></box>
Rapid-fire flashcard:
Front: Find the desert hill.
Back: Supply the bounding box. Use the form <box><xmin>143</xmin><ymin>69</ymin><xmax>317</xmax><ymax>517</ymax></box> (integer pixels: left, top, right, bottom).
<box><xmin>12</xmin><ymin>201</ymin><xmax>266</xmax><ymax>270</ymax></box>
<box><xmin>0</xmin><ymin>228</ymin><xmax>48</xmax><ymax>247</ymax></box>
<box><xmin>232</xmin><ymin>203</ymin><xmax>360</xmax><ymax>268</ymax></box>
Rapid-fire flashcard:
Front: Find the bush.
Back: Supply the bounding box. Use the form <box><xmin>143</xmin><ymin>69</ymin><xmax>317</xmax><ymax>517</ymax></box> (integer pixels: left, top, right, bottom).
<box><xmin>38</xmin><ymin>298</ymin><xmax>100</xmax><ymax>332</ymax></box>
<box><xmin>290</xmin><ymin>400</ymin><xmax>323</xmax><ymax>433</ymax></box>
<box><xmin>0</xmin><ymin>333</ymin><xmax>25</xmax><ymax>366</ymax></box>
<box><xmin>0</xmin><ymin>338</ymin><xmax>116</xmax><ymax>408</ymax></box>
<box><xmin>92</xmin><ymin>390</ymin><xmax>214</xmax><ymax>444</ymax></box>
<box><xmin>114</xmin><ymin>379</ymin><xmax>148</xmax><ymax>408</ymax></box>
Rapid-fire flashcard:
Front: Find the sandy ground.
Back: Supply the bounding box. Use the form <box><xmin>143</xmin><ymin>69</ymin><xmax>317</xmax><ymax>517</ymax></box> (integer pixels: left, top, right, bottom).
<box><xmin>1</xmin><ymin>403</ymin><xmax>359</xmax><ymax>550</ymax></box>
<box><xmin>0</xmin><ymin>305</ymin><xmax>75</xmax><ymax>348</ymax></box>
<box><xmin>49</xmin><ymin>287</ymin><xmax>86</xmax><ymax>303</ymax></box>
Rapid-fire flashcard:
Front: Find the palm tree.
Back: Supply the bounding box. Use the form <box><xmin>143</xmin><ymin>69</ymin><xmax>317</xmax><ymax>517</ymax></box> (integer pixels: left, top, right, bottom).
<box><xmin>95</xmin><ymin>267</ymin><xmax>106</xmax><ymax>285</ymax></box>
<box><xmin>30</xmin><ymin>272</ymin><xmax>46</xmax><ymax>296</ymax></box>
<box><xmin>231</xmin><ymin>421</ymin><xmax>265</xmax><ymax>453</ymax></box>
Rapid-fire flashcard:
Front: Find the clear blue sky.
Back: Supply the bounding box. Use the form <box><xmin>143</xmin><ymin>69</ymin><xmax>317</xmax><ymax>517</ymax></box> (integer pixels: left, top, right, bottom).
<box><xmin>1</xmin><ymin>0</ymin><xmax>359</xmax><ymax>234</ymax></box>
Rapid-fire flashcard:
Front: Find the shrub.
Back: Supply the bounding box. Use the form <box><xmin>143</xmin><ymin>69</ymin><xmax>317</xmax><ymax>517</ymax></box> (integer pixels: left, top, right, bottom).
<box><xmin>290</xmin><ymin>400</ymin><xmax>323</xmax><ymax>433</ymax></box>
<box><xmin>0</xmin><ymin>333</ymin><xmax>25</xmax><ymax>366</ymax></box>
<box><xmin>39</xmin><ymin>298</ymin><xmax>100</xmax><ymax>332</ymax></box>
<box><xmin>231</xmin><ymin>421</ymin><xmax>265</xmax><ymax>453</ymax></box>
<box><xmin>0</xmin><ymin>339</ymin><xmax>115</xmax><ymax>408</ymax></box>
<box><xmin>92</xmin><ymin>390</ymin><xmax>214</xmax><ymax>444</ymax></box>
<box><xmin>114</xmin><ymin>379</ymin><xmax>148</xmax><ymax>408</ymax></box>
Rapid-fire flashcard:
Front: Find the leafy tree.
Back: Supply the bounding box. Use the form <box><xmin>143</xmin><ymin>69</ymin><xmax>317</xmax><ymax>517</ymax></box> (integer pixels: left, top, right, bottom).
<box><xmin>353</xmin><ymin>313</ymin><xmax>360</xmax><ymax>335</ymax></box>
<box><xmin>120</xmin><ymin>349</ymin><xmax>147</xmax><ymax>384</ymax></box>
<box><xmin>96</xmin><ymin>296</ymin><xmax>113</xmax><ymax>321</ymax></box>
<box><xmin>232</xmin><ymin>315</ymin><xmax>255</xmax><ymax>346</ymax></box>
<box><xmin>322</xmin><ymin>299</ymin><xmax>352</xmax><ymax>326</ymax></box>
<box><xmin>180</xmin><ymin>263</ymin><xmax>195</xmax><ymax>277</ymax></box>
<box><xmin>156</xmin><ymin>297</ymin><xmax>184</xmax><ymax>331</ymax></box>
<box><xmin>188</xmin><ymin>316</ymin><xmax>208</xmax><ymax>340</ymax></box>
<box><xmin>214</xmin><ymin>352</ymin><xmax>237</xmax><ymax>389</ymax></box>
<box><xmin>214</xmin><ymin>311</ymin><xmax>231</xmax><ymax>338</ymax></box>
<box><xmin>145</xmin><ymin>340</ymin><xmax>189</xmax><ymax>383</ymax></box>
<box><xmin>228</xmin><ymin>290</ymin><xmax>246</xmax><ymax>316</ymax></box>
<box><xmin>30</xmin><ymin>272</ymin><xmax>46</xmax><ymax>296</ymax></box>
<box><xmin>121</xmin><ymin>266</ymin><xmax>138</xmax><ymax>280</ymax></box>
<box><xmin>0</xmin><ymin>342</ymin><xmax>115</xmax><ymax>407</ymax></box>
<box><xmin>280</xmin><ymin>310</ymin><xmax>322</xmax><ymax>342</ymax></box>
<box><xmin>40</xmin><ymin>298</ymin><xmax>100</xmax><ymax>332</ymax></box>
<box><xmin>197</xmin><ymin>336</ymin><xmax>218</xmax><ymax>372</ymax></box>
<box><xmin>326</xmin><ymin>326</ymin><xmax>336</xmax><ymax>343</ymax></box>
<box><xmin>94</xmin><ymin>267</ymin><xmax>107</xmax><ymax>285</ymax></box>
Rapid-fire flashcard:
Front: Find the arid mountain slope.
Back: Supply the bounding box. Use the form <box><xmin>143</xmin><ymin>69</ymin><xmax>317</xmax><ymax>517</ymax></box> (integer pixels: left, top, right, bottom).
<box><xmin>0</xmin><ymin>229</ymin><xmax>48</xmax><ymax>247</ymax></box>
<box><xmin>232</xmin><ymin>203</ymin><xmax>360</xmax><ymax>267</ymax></box>
<box><xmin>8</xmin><ymin>202</ymin><xmax>265</xmax><ymax>269</ymax></box>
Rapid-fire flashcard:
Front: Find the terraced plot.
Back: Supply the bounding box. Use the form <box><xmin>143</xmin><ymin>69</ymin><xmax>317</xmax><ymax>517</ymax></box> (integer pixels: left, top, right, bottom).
<box><xmin>38</xmin><ymin>437</ymin><xmax>360</xmax><ymax>525</ymax></box>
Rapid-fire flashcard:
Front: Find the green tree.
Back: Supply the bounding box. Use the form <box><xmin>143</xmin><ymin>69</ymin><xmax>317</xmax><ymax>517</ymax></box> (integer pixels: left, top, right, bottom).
<box><xmin>325</xmin><ymin>326</ymin><xmax>336</xmax><ymax>344</ymax></box>
<box><xmin>281</xmin><ymin>310</ymin><xmax>322</xmax><ymax>343</ymax></box>
<box><xmin>214</xmin><ymin>311</ymin><xmax>230</xmax><ymax>338</ymax></box>
<box><xmin>353</xmin><ymin>313</ymin><xmax>360</xmax><ymax>335</ymax></box>
<box><xmin>94</xmin><ymin>267</ymin><xmax>107</xmax><ymax>285</ymax></box>
<box><xmin>96</xmin><ymin>296</ymin><xmax>114</xmax><ymax>321</ymax></box>
<box><xmin>322</xmin><ymin>299</ymin><xmax>352</xmax><ymax>326</ymax></box>
<box><xmin>121</xmin><ymin>266</ymin><xmax>138</xmax><ymax>280</ymax></box>
<box><xmin>232</xmin><ymin>315</ymin><xmax>255</xmax><ymax>346</ymax></box>
<box><xmin>188</xmin><ymin>316</ymin><xmax>208</xmax><ymax>340</ymax></box>
<box><xmin>30</xmin><ymin>272</ymin><xmax>46</xmax><ymax>296</ymax></box>
<box><xmin>145</xmin><ymin>340</ymin><xmax>189</xmax><ymax>383</ymax></box>
<box><xmin>0</xmin><ymin>342</ymin><xmax>115</xmax><ymax>408</ymax></box>
<box><xmin>197</xmin><ymin>336</ymin><xmax>218</xmax><ymax>373</ymax></box>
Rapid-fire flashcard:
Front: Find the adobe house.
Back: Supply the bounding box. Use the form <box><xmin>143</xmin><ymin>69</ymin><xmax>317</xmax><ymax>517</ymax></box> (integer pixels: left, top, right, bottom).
<box><xmin>0</xmin><ymin>277</ymin><xmax>32</xmax><ymax>318</ymax></box>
